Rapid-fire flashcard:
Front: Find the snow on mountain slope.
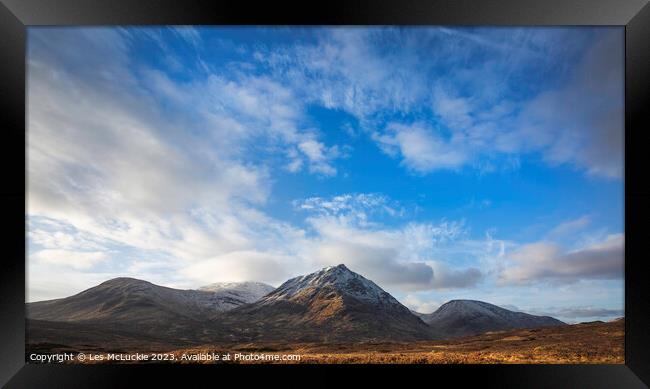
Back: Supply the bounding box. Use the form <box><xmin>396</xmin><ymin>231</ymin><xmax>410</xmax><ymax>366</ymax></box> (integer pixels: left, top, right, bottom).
<box><xmin>258</xmin><ymin>264</ymin><xmax>401</xmax><ymax>308</ymax></box>
<box><xmin>420</xmin><ymin>299</ymin><xmax>565</xmax><ymax>338</ymax></box>
<box><xmin>227</xmin><ymin>264</ymin><xmax>437</xmax><ymax>342</ymax></box>
<box><xmin>198</xmin><ymin>281</ymin><xmax>275</xmax><ymax>306</ymax></box>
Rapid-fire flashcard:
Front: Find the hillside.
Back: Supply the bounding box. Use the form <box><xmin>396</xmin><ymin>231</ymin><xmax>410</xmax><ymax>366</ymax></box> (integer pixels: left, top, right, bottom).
<box><xmin>220</xmin><ymin>264</ymin><xmax>438</xmax><ymax>342</ymax></box>
<box><xmin>418</xmin><ymin>300</ymin><xmax>565</xmax><ymax>338</ymax></box>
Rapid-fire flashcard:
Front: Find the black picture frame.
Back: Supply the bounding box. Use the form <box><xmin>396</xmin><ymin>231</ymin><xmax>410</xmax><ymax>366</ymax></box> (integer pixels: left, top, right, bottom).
<box><xmin>1</xmin><ymin>0</ymin><xmax>648</xmax><ymax>387</ymax></box>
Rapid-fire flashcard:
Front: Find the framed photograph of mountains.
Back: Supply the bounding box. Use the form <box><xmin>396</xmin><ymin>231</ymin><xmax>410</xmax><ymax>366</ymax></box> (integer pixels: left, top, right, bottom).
<box><xmin>1</xmin><ymin>0</ymin><xmax>649</xmax><ymax>387</ymax></box>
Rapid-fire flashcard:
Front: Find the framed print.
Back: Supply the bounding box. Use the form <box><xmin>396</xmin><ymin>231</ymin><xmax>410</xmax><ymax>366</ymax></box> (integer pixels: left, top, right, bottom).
<box><xmin>1</xmin><ymin>0</ymin><xmax>649</xmax><ymax>387</ymax></box>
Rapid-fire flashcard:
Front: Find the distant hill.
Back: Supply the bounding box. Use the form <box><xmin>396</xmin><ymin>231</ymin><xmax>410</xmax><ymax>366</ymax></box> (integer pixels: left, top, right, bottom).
<box><xmin>418</xmin><ymin>299</ymin><xmax>565</xmax><ymax>338</ymax></box>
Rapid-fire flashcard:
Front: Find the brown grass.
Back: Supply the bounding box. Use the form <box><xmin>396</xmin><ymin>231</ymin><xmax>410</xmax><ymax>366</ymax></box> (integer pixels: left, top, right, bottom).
<box><xmin>167</xmin><ymin>320</ymin><xmax>623</xmax><ymax>364</ymax></box>
<box><xmin>31</xmin><ymin>319</ymin><xmax>624</xmax><ymax>364</ymax></box>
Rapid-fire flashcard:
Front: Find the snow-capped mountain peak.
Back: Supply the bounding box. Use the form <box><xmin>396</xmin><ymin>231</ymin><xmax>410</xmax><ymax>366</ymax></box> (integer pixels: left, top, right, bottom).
<box><xmin>230</xmin><ymin>264</ymin><xmax>435</xmax><ymax>341</ymax></box>
<box><xmin>258</xmin><ymin>264</ymin><xmax>402</xmax><ymax>307</ymax></box>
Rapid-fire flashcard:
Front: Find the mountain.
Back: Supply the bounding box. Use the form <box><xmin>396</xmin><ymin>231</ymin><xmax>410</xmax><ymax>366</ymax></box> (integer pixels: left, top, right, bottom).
<box><xmin>198</xmin><ymin>281</ymin><xmax>275</xmax><ymax>308</ymax></box>
<box><xmin>419</xmin><ymin>300</ymin><xmax>565</xmax><ymax>338</ymax></box>
<box><xmin>27</xmin><ymin>278</ymin><xmax>223</xmax><ymax>348</ymax></box>
<box><xmin>28</xmin><ymin>278</ymin><xmax>273</xmax><ymax>323</ymax></box>
<box><xmin>25</xmin><ymin>277</ymin><xmax>264</xmax><ymax>348</ymax></box>
<box><xmin>28</xmin><ymin>278</ymin><xmax>214</xmax><ymax>322</ymax></box>
<box><xmin>220</xmin><ymin>264</ymin><xmax>438</xmax><ymax>342</ymax></box>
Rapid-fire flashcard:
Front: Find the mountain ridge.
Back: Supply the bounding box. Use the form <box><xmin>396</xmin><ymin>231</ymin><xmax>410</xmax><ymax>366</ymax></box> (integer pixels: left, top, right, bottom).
<box><xmin>26</xmin><ymin>265</ymin><xmax>567</xmax><ymax>348</ymax></box>
<box><xmin>27</xmin><ymin>277</ymin><xmax>274</xmax><ymax>322</ymax></box>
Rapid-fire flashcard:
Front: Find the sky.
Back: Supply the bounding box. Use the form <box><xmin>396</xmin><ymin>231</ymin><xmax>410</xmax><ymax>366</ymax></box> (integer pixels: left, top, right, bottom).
<box><xmin>26</xmin><ymin>26</ymin><xmax>624</xmax><ymax>323</ymax></box>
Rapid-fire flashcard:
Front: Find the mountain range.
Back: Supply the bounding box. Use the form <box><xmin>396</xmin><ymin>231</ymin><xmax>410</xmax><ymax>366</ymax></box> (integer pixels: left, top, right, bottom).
<box><xmin>26</xmin><ymin>264</ymin><xmax>565</xmax><ymax>351</ymax></box>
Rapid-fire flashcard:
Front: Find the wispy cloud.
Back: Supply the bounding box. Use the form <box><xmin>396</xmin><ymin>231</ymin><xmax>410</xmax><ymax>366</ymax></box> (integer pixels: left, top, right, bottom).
<box><xmin>255</xmin><ymin>27</ymin><xmax>623</xmax><ymax>178</ymax></box>
<box><xmin>295</xmin><ymin>193</ymin><xmax>400</xmax><ymax>219</ymax></box>
<box><xmin>143</xmin><ymin>69</ymin><xmax>344</xmax><ymax>176</ymax></box>
<box><xmin>26</xmin><ymin>26</ymin><xmax>623</xmax><ymax>317</ymax></box>
<box><xmin>170</xmin><ymin>26</ymin><xmax>202</xmax><ymax>48</ymax></box>
<box><xmin>548</xmin><ymin>215</ymin><xmax>591</xmax><ymax>238</ymax></box>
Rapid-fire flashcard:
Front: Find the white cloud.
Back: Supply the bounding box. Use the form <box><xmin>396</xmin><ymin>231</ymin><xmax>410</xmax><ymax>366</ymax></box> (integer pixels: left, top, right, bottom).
<box><xmin>254</xmin><ymin>28</ymin><xmax>429</xmax><ymax>121</ymax></box>
<box><xmin>428</xmin><ymin>261</ymin><xmax>483</xmax><ymax>289</ymax></box>
<box><xmin>297</xmin><ymin>140</ymin><xmax>339</xmax><ymax>176</ymax></box>
<box><xmin>374</xmin><ymin>122</ymin><xmax>468</xmax><ymax>172</ymax></box>
<box><xmin>432</xmin><ymin>86</ymin><xmax>474</xmax><ymax>130</ymax></box>
<box><xmin>500</xmin><ymin>234</ymin><xmax>624</xmax><ymax>284</ymax></box>
<box><xmin>170</xmin><ymin>26</ymin><xmax>202</xmax><ymax>48</ymax></box>
<box><xmin>181</xmin><ymin>250</ymin><xmax>305</xmax><ymax>286</ymax></box>
<box><xmin>28</xmin><ymin>28</ymin><xmax>343</xmax><ymax>232</ymax></box>
<box><xmin>143</xmin><ymin>68</ymin><xmax>343</xmax><ymax>176</ymax></box>
<box><xmin>296</xmin><ymin>193</ymin><xmax>398</xmax><ymax>219</ymax></box>
<box><xmin>402</xmin><ymin>294</ymin><xmax>443</xmax><ymax>314</ymax></box>
<box><xmin>285</xmin><ymin>148</ymin><xmax>304</xmax><ymax>173</ymax></box>
<box><xmin>521</xmin><ymin>36</ymin><xmax>623</xmax><ymax>178</ymax></box>
<box><xmin>28</xmin><ymin>222</ymin><xmax>111</xmax><ymax>252</ymax></box>
<box><xmin>372</xmin><ymin>30</ymin><xmax>622</xmax><ymax>178</ymax></box>
<box><xmin>27</xmin><ymin>265</ymin><xmax>117</xmax><ymax>302</ymax></box>
<box><xmin>548</xmin><ymin>215</ymin><xmax>591</xmax><ymax>238</ymax></box>
<box><xmin>307</xmin><ymin>241</ymin><xmax>434</xmax><ymax>291</ymax></box>
<box><xmin>26</xmin><ymin>28</ymin><xmax>311</xmax><ymax>299</ymax></box>
<box><xmin>32</xmin><ymin>249</ymin><xmax>108</xmax><ymax>270</ymax></box>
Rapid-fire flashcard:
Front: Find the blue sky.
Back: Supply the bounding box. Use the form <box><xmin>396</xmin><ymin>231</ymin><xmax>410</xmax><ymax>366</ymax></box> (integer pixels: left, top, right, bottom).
<box><xmin>27</xmin><ymin>27</ymin><xmax>624</xmax><ymax>323</ymax></box>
